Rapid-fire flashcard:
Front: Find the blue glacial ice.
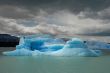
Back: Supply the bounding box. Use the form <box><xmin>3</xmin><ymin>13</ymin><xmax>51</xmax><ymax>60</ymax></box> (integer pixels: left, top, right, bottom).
<box><xmin>50</xmin><ymin>38</ymin><xmax>102</xmax><ymax>57</ymax></box>
<box><xmin>3</xmin><ymin>36</ymin><xmax>102</xmax><ymax>57</ymax></box>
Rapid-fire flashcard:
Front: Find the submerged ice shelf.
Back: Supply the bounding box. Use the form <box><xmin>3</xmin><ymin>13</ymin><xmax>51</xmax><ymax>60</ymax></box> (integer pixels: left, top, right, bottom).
<box><xmin>3</xmin><ymin>35</ymin><xmax>110</xmax><ymax>57</ymax></box>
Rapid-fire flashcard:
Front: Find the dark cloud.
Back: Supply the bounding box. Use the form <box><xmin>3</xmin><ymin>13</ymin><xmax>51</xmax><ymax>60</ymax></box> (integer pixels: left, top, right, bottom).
<box><xmin>80</xmin><ymin>29</ymin><xmax>110</xmax><ymax>36</ymax></box>
<box><xmin>0</xmin><ymin>0</ymin><xmax>110</xmax><ymax>37</ymax></box>
<box><xmin>0</xmin><ymin>5</ymin><xmax>34</xmax><ymax>19</ymax></box>
<box><xmin>0</xmin><ymin>0</ymin><xmax>110</xmax><ymax>19</ymax></box>
<box><xmin>0</xmin><ymin>0</ymin><xmax>110</xmax><ymax>12</ymax></box>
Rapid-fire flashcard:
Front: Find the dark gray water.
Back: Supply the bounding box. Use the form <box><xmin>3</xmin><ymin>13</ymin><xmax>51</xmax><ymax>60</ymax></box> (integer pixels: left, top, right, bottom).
<box><xmin>0</xmin><ymin>47</ymin><xmax>110</xmax><ymax>73</ymax></box>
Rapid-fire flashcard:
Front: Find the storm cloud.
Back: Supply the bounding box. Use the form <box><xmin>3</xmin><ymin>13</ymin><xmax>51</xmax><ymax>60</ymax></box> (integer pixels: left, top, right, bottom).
<box><xmin>0</xmin><ymin>0</ymin><xmax>110</xmax><ymax>37</ymax></box>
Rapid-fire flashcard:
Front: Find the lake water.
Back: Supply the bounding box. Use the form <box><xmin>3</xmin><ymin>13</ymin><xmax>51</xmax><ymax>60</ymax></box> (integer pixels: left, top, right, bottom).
<box><xmin>0</xmin><ymin>48</ymin><xmax>110</xmax><ymax>73</ymax></box>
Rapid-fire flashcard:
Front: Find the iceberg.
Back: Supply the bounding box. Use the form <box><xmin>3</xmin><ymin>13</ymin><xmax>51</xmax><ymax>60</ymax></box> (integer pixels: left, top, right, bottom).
<box><xmin>50</xmin><ymin>38</ymin><xmax>101</xmax><ymax>57</ymax></box>
<box><xmin>3</xmin><ymin>36</ymin><xmax>102</xmax><ymax>57</ymax></box>
<box><xmin>86</xmin><ymin>40</ymin><xmax>110</xmax><ymax>49</ymax></box>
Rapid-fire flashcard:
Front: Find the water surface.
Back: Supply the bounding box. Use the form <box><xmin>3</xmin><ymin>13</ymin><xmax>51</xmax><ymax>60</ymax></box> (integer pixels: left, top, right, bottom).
<box><xmin>0</xmin><ymin>55</ymin><xmax>110</xmax><ymax>73</ymax></box>
<box><xmin>0</xmin><ymin>47</ymin><xmax>110</xmax><ymax>73</ymax></box>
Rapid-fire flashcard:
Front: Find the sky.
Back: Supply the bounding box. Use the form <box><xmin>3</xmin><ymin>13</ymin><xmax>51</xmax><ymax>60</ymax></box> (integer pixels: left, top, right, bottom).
<box><xmin>0</xmin><ymin>0</ymin><xmax>110</xmax><ymax>41</ymax></box>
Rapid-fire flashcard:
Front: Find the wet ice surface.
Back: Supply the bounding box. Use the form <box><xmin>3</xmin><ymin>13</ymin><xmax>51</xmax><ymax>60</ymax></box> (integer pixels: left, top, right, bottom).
<box><xmin>2</xmin><ymin>35</ymin><xmax>110</xmax><ymax>57</ymax></box>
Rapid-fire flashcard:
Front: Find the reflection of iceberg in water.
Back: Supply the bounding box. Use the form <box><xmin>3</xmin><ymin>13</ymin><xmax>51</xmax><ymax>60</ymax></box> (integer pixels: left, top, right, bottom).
<box><xmin>3</xmin><ymin>35</ymin><xmax>102</xmax><ymax>57</ymax></box>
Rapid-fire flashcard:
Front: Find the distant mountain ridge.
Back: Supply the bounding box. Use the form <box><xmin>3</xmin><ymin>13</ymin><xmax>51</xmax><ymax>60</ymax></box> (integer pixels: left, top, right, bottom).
<box><xmin>0</xmin><ymin>34</ymin><xmax>19</xmax><ymax>41</ymax></box>
<box><xmin>0</xmin><ymin>34</ymin><xmax>19</xmax><ymax>47</ymax></box>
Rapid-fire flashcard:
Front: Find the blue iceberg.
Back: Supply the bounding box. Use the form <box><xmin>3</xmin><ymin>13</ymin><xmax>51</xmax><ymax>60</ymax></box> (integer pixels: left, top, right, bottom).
<box><xmin>51</xmin><ymin>38</ymin><xmax>102</xmax><ymax>57</ymax></box>
<box><xmin>3</xmin><ymin>36</ymin><xmax>102</xmax><ymax>57</ymax></box>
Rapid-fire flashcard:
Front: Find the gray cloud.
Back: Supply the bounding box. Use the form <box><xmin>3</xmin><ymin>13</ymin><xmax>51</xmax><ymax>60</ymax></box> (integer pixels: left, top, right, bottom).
<box><xmin>0</xmin><ymin>0</ymin><xmax>110</xmax><ymax>19</ymax></box>
<box><xmin>0</xmin><ymin>10</ymin><xmax>109</xmax><ymax>36</ymax></box>
<box><xmin>0</xmin><ymin>5</ymin><xmax>34</xmax><ymax>19</ymax></box>
<box><xmin>0</xmin><ymin>0</ymin><xmax>109</xmax><ymax>11</ymax></box>
<box><xmin>0</xmin><ymin>0</ymin><xmax>110</xmax><ymax>37</ymax></box>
